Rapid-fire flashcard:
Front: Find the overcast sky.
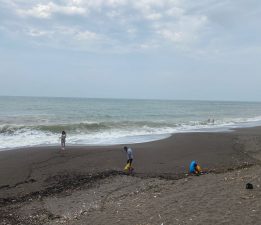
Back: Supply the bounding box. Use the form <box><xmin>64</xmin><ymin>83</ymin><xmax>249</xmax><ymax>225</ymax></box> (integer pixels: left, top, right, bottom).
<box><xmin>0</xmin><ymin>0</ymin><xmax>260</xmax><ymax>101</ymax></box>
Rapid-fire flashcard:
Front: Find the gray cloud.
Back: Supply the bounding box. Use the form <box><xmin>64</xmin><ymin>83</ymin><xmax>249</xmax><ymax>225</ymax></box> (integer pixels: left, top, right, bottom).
<box><xmin>0</xmin><ymin>0</ymin><xmax>217</xmax><ymax>53</ymax></box>
<box><xmin>0</xmin><ymin>0</ymin><xmax>260</xmax><ymax>58</ymax></box>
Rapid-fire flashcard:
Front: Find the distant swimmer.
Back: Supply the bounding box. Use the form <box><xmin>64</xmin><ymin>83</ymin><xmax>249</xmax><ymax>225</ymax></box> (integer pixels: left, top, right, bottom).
<box><xmin>189</xmin><ymin>160</ymin><xmax>202</xmax><ymax>175</ymax></box>
<box><xmin>123</xmin><ymin>146</ymin><xmax>134</xmax><ymax>173</ymax></box>
<box><xmin>207</xmin><ymin>118</ymin><xmax>215</xmax><ymax>124</ymax></box>
<box><xmin>61</xmin><ymin>131</ymin><xmax>66</xmax><ymax>150</ymax></box>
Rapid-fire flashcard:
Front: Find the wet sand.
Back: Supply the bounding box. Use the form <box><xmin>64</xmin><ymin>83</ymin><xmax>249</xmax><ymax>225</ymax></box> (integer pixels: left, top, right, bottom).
<box><xmin>1</xmin><ymin>127</ymin><xmax>261</xmax><ymax>224</ymax></box>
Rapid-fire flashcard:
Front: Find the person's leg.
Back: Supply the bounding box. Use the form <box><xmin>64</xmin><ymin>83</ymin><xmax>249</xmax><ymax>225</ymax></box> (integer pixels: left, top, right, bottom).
<box><xmin>129</xmin><ymin>159</ymin><xmax>133</xmax><ymax>167</ymax></box>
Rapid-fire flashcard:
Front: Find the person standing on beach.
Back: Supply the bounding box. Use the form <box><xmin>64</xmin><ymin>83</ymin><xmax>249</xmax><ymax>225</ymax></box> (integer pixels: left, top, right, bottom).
<box><xmin>61</xmin><ymin>131</ymin><xmax>66</xmax><ymax>150</ymax></box>
<box><xmin>124</xmin><ymin>146</ymin><xmax>134</xmax><ymax>169</ymax></box>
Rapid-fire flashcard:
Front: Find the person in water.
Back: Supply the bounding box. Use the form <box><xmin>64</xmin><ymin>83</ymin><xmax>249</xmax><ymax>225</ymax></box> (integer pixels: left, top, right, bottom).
<box><xmin>124</xmin><ymin>146</ymin><xmax>134</xmax><ymax>170</ymax></box>
<box><xmin>61</xmin><ymin>131</ymin><xmax>66</xmax><ymax>150</ymax></box>
<box><xmin>189</xmin><ymin>160</ymin><xmax>202</xmax><ymax>175</ymax></box>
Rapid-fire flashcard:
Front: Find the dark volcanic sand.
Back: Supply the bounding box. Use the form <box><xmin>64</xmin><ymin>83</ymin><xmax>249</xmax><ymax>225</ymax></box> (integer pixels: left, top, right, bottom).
<box><xmin>1</xmin><ymin>127</ymin><xmax>261</xmax><ymax>225</ymax></box>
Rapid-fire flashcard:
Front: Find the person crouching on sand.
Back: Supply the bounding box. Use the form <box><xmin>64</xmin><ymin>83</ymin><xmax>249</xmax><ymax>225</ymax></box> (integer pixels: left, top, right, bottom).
<box><xmin>189</xmin><ymin>160</ymin><xmax>202</xmax><ymax>175</ymax></box>
<box><xmin>61</xmin><ymin>131</ymin><xmax>66</xmax><ymax>150</ymax></box>
<box><xmin>124</xmin><ymin>146</ymin><xmax>134</xmax><ymax>170</ymax></box>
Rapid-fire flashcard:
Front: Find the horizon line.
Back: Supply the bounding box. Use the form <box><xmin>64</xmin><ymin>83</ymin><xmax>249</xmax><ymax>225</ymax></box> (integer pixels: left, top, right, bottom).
<box><xmin>0</xmin><ymin>95</ymin><xmax>261</xmax><ymax>103</ymax></box>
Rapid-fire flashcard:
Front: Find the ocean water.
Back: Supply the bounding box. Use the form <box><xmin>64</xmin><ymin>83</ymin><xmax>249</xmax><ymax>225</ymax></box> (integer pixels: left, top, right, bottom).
<box><xmin>1</xmin><ymin>96</ymin><xmax>261</xmax><ymax>150</ymax></box>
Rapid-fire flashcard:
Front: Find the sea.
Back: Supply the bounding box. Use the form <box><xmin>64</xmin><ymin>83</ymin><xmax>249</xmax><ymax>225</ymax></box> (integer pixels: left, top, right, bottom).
<box><xmin>1</xmin><ymin>96</ymin><xmax>261</xmax><ymax>150</ymax></box>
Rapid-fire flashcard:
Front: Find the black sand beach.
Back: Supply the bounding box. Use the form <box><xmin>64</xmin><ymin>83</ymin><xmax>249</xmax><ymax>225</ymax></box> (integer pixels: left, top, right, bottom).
<box><xmin>1</xmin><ymin>127</ymin><xmax>261</xmax><ymax>225</ymax></box>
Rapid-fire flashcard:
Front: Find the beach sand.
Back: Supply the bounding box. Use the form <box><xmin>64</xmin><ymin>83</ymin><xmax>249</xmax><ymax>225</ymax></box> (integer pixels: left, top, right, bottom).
<box><xmin>0</xmin><ymin>127</ymin><xmax>261</xmax><ymax>225</ymax></box>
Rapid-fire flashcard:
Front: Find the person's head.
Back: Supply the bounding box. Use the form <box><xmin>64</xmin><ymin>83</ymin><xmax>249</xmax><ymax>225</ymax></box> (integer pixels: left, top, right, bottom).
<box><xmin>62</xmin><ymin>131</ymin><xmax>66</xmax><ymax>135</ymax></box>
<box><xmin>124</xmin><ymin>146</ymin><xmax>128</xmax><ymax>151</ymax></box>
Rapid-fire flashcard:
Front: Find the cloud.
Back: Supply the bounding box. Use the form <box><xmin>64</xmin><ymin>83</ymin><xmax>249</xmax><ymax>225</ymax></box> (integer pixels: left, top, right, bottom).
<box><xmin>24</xmin><ymin>25</ymin><xmax>108</xmax><ymax>52</ymax></box>
<box><xmin>74</xmin><ymin>30</ymin><xmax>98</xmax><ymax>41</ymax></box>
<box><xmin>145</xmin><ymin>12</ymin><xmax>162</xmax><ymax>20</ymax></box>
<box><xmin>17</xmin><ymin>2</ymin><xmax>86</xmax><ymax>19</ymax></box>
<box><xmin>157</xmin><ymin>30</ymin><xmax>184</xmax><ymax>43</ymax></box>
<box><xmin>27</xmin><ymin>28</ymin><xmax>51</xmax><ymax>37</ymax></box>
<box><xmin>86</xmin><ymin>0</ymin><xmax>128</xmax><ymax>8</ymax></box>
<box><xmin>26</xmin><ymin>25</ymin><xmax>100</xmax><ymax>42</ymax></box>
<box><xmin>52</xmin><ymin>25</ymin><xmax>100</xmax><ymax>41</ymax></box>
<box><xmin>1</xmin><ymin>0</ymin><xmax>260</xmax><ymax>56</ymax></box>
<box><xmin>165</xmin><ymin>6</ymin><xmax>184</xmax><ymax>17</ymax></box>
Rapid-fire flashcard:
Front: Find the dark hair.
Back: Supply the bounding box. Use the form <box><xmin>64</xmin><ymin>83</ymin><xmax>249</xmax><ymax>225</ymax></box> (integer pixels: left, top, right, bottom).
<box><xmin>62</xmin><ymin>131</ymin><xmax>66</xmax><ymax>135</ymax></box>
<box><xmin>123</xmin><ymin>146</ymin><xmax>128</xmax><ymax>150</ymax></box>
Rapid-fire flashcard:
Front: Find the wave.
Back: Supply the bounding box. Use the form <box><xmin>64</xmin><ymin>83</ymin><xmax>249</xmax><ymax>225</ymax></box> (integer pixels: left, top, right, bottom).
<box><xmin>1</xmin><ymin>116</ymin><xmax>261</xmax><ymax>149</ymax></box>
<box><xmin>1</xmin><ymin>115</ymin><xmax>261</xmax><ymax>136</ymax></box>
<box><xmin>0</xmin><ymin>121</ymin><xmax>175</xmax><ymax>135</ymax></box>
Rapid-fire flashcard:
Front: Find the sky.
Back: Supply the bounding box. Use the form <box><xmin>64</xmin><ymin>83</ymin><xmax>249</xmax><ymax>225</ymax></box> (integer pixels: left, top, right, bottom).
<box><xmin>0</xmin><ymin>0</ymin><xmax>261</xmax><ymax>101</ymax></box>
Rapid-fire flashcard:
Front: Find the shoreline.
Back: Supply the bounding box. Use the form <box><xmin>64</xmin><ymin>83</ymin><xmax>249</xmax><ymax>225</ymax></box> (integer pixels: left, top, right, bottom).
<box><xmin>1</xmin><ymin>126</ymin><xmax>261</xmax><ymax>224</ymax></box>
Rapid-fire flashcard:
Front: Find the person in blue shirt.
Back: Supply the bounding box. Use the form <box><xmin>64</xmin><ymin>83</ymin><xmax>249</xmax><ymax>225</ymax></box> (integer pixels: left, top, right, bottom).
<box><xmin>189</xmin><ymin>161</ymin><xmax>201</xmax><ymax>174</ymax></box>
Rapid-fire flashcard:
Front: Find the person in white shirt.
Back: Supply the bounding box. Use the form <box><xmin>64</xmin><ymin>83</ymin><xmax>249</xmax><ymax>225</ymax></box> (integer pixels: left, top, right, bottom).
<box><xmin>124</xmin><ymin>146</ymin><xmax>133</xmax><ymax>168</ymax></box>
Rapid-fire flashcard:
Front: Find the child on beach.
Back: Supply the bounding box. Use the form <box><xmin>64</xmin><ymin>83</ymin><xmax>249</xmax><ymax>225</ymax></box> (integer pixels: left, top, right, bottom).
<box><xmin>189</xmin><ymin>160</ymin><xmax>202</xmax><ymax>175</ymax></box>
<box><xmin>124</xmin><ymin>146</ymin><xmax>134</xmax><ymax>172</ymax></box>
<box><xmin>61</xmin><ymin>131</ymin><xmax>66</xmax><ymax>150</ymax></box>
